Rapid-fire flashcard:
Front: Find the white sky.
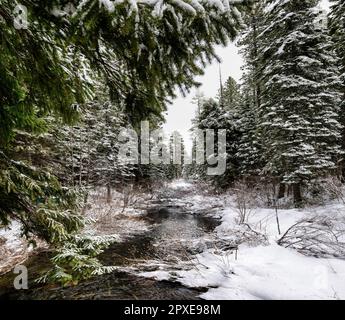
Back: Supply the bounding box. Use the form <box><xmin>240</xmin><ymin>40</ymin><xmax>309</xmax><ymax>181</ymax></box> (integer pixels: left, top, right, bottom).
<box><xmin>163</xmin><ymin>0</ymin><xmax>330</xmax><ymax>151</ymax></box>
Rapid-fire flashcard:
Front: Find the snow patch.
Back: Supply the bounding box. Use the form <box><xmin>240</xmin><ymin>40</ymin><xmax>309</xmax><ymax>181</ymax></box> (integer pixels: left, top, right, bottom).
<box><xmin>168</xmin><ymin>179</ymin><xmax>194</xmax><ymax>190</ymax></box>
<box><xmin>140</xmin><ymin>190</ymin><xmax>345</xmax><ymax>300</ymax></box>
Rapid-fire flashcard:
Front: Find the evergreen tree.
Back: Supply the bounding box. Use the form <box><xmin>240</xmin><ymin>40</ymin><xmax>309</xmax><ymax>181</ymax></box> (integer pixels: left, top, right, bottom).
<box><xmin>236</xmin><ymin>92</ymin><xmax>262</xmax><ymax>177</ymax></box>
<box><xmin>236</xmin><ymin>3</ymin><xmax>265</xmax><ymax>177</ymax></box>
<box><xmin>329</xmin><ymin>0</ymin><xmax>345</xmax><ymax>173</ymax></box>
<box><xmin>193</xmin><ymin>95</ymin><xmax>241</xmax><ymax>189</ymax></box>
<box><xmin>192</xmin><ymin>91</ymin><xmax>206</xmax><ymax>118</ymax></box>
<box><xmin>257</xmin><ymin>0</ymin><xmax>342</xmax><ymax>206</ymax></box>
<box><xmin>185</xmin><ymin>136</ymin><xmax>203</xmax><ymax>181</ymax></box>
<box><xmin>134</xmin><ymin>126</ymin><xmax>171</xmax><ymax>185</ymax></box>
<box><xmin>58</xmin><ymin>99</ymin><xmax>134</xmax><ymax>203</ymax></box>
<box><xmin>0</xmin><ymin>0</ymin><xmax>252</xmax><ymax>282</ymax></box>
<box><xmin>167</xmin><ymin>131</ymin><xmax>185</xmax><ymax>180</ymax></box>
<box><xmin>329</xmin><ymin>1</ymin><xmax>345</xmax><ymax>81</ymax></box>
<box><xmin>219</xmin><ymin>76</ymin><xmax>242</xmax><ymax>110</ymax></box>
<box><xmin>1</xmin><ymin>0</ymin><xmax>251</xmax><ymax>138</ymax></box>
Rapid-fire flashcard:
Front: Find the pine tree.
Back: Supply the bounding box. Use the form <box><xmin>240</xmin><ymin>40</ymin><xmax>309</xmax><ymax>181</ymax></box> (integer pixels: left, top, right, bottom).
<box><xmin>192</xmin><ymin>91</ymin><xmax>206</xmax><ymax>118</ymax></box>
<box><xmin>185</xmin><ymin>136</ymin><xmax>202</xmax><ymax>181</ymax></box>
<box><xmin>257</xmin><ymin>0</ymin><xmax>342</xmax><ymax>206</ymax></box>
<box><xmin>193</xmin><ymin>94</ymin><xmax>241</xmax><ymax>189</ymax></box>
<box><xmin>134</xmin><ymin>124</ymin><xmax>172</xmax><ymax>186</ymax></box>
<box><xmin>329</xmin><ymin>0</ymin><xmax>345</xmax><ymax>174</ymax></box>
<box><xmin>236</xmin><ymin>92</ymin><xmax>262</xmax><ymax>177</ymax></box>
<box><xmin>1</xmin><ymin>0</ymin><xmax>252</xmax><ymax>138</ymax></box>
<box><xmin>58</xmin><ymin>99</ymin><xmax>134</xmax><ymax>203</ymax></box>
<box><xmin>1</xmin><ymin>0</ymin><xmax>255</xmax><ymax>283</ymax></box>
<box><xmin>0</xmin><ymin>0</ymin><xmax>252</xmax><ymax>252</ymax></box>
<box><xmin>236</xmin><ymin>3</ymin><xmax>266</xmax><ymax>177</ymax></box>
<box><xmin>219</xmin><ymin>76</ymin><xmax>242</xmax><ymax>110</ymax></box>
<box><xmin>167</xmin><ymin>131</ymin><xmax>185</xmax><ymax>180</ymax></box>
<box><xmin>329</xmin><ymin>1</ymin><xmax>345</xmax><ymax>79</ymax></box>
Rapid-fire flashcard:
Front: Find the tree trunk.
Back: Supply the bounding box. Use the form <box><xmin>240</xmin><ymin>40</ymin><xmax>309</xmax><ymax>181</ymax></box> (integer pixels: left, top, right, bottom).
<box><xmin>340</xmin><ymin>162</ymin><xmax>345</xmax><ymax>183</ymax></box>
<box><xmin>81</xmin><ymin>192</ymin><xmax>89</xmax><ymax>214</ymax></box>
<box><xmin>278</xmin><ymin>183</ymin><xmax>285</xmax><ymax>199</ymax></box>
<box><xmin>84</xmin><ymin>192</ymin><xmax>88</xmax><ymax>205</ymax></box>
<box><xmin>107</xmin><ymin>184</ymin><xmax>112</xmax><ymax>204</ymax></box>
<box><xmin>293</xmin><ymin>183</ymin><xmax>302</xmax><ymax>208</ymax></box>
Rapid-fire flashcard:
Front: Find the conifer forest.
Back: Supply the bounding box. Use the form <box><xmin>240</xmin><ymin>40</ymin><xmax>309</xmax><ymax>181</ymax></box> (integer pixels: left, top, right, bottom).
<box><xmin>1</xmin><ymin>0</ymin><xmax>345</xmax><ymax>302</ymax></box>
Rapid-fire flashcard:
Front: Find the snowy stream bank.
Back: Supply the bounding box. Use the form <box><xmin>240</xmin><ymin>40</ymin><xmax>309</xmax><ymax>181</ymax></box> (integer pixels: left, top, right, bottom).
<box><xmin>1</xmin><ymin>180</ymin><xmax>345</xmax><ymax>300</ymax></box>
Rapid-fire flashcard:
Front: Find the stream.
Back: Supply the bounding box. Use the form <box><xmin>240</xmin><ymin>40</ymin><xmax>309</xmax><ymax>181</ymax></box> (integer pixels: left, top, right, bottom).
<box><xmin>0</xmin><ymin>187</ymin><xmax>221</xmax><ymax>300</ymax></box>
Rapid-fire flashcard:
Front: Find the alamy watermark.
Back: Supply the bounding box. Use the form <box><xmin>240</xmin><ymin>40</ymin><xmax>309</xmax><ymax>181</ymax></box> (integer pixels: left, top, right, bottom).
<box><xmin>13</xmin><ymin>265</ymin><xmax>28</xmax><ymax>290</ymax></box>
<box><xmin>0</xmin><ymin>4</ymin><xmax>28</xmax><ymax>29</ymax></box>
<box><xmin>13</xmin><ymin>5</ymin><xmax>29</xmax><ymax>30</ymax></box>
<box><xmin>116</xmin><ymin>121</ymin><xmax>227</xmax><ymax>176</ymax></box>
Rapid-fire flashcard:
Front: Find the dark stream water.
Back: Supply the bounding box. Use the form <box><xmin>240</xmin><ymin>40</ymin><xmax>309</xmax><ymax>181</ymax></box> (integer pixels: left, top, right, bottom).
<box><xmin>0</xmin><ymin>203</ymin><xmax>220</xmax><ymax>300</ymax></box>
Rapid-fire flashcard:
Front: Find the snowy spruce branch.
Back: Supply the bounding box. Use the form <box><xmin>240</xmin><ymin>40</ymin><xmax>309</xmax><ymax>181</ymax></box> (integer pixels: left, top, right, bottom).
<box><xmin>95</xmin><ymin>0</ymin><xmax>248</xmax><ymax>16</ymax></box>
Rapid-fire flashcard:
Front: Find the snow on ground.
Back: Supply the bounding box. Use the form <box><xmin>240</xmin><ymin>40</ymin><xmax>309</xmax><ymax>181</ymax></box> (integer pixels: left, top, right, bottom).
<box><xmin>0</xmin><ymin>188</ymin><xmax>153</xmax><ymax>274</ymax></box>
<box><xmin>199</xmin><ymin>244</ymin><xmax>345</xmax><ymax>300</ymax></box>
<box><xmin>2</xmin><ymin>180</ymin><xmax>345</xmax><ymax>299</ymax></box>
<box><xmin>161</xmin><ymin>180</ymin><xmax>225</xmax><ymax>217</ymax></box>
<box><xmin>0</xmin><ymin>221</ymin><xmax>23</xmax><ymax>252</ymax></box>
<box><xmin>140</xmin><ymin>184</ymin><xmax>345</xmax><ymax>300</ymax></box>
<box><xmin>84</xmin><ymin>188</ymin><xmax>154</xmax><ymax>241</ymax></box>
<box><xmin>169</xmin><ymin>179</ymin><xmax>194</xmax><ymax>190</ymax></box>
<box><xmin>163</xmin><ymin>242</ymin><xmax>345</xmax><ymax>300</ymax></box>
<box><xmin>0</xmin><ymin>222</ymin><xmax>39</xmax><ymax>274</ymax></box>
<box><xmin>84</xmin><ymin>203</ymin><xmax>151</xmax><ymax>241</ymax></box>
